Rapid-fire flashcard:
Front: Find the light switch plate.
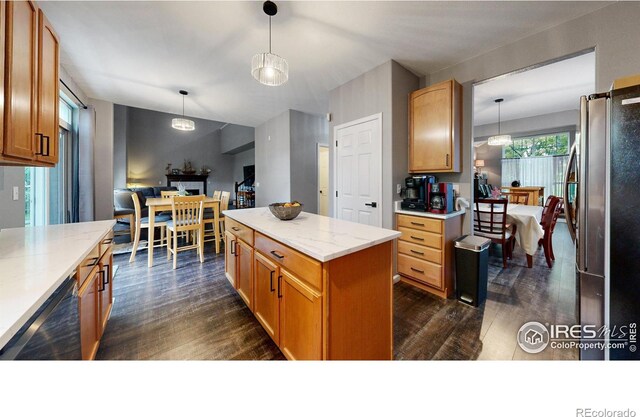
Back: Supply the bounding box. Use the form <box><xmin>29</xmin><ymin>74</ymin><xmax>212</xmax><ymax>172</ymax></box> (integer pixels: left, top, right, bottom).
<box><xmin>12</xmin><ymin>186</ymin><xmax>19</xmax><ymax>201</ymax></box>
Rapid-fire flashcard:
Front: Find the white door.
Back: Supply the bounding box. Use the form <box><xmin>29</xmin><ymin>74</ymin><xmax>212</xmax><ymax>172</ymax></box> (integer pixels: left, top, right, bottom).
<box><xmin>334</xmin><ymin>114</ymin><xmax>382</xmax><ymax>227</ymax></box>
<box><xmin>317</xmin><ymin>145</ymin><xmax>329</xmax><ymax>216</ymax></box>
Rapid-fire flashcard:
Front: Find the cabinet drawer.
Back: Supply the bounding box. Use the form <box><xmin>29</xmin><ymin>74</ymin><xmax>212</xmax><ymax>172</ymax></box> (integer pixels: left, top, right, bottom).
<box><xmin>99</xmin><ymin>230</ymin><xmax>114</xmax><ymax>258</ymax></box>
<box><xmin>398</xmin><ymin>254</ymin><xmax>443</xmax><ymax>289</ymax></box>
<box><xmin>255</xmin><ymin>232</ymin><xmax>322</xmax><ymax>292</ymax></box>
<box><xmin>398</xmin><ymin>227</ymin><xmax>442</xmax><ymax>250</ymax></box>
<box><xmin>77</xmin><ymin>244</ymin><xmax>101</xmax><ymax>288</ymax></box>
<box><xmin>225</xmin><ymin>217</ymin><xmax>254</xmax><ymax>246</ymax></box>
<box><xmin>398</xmin><ymin>240</ymin><xmax>442</xmax><ymax>265</ymax></box>
<box><xmin>397</xmin><ymin>215</ymin><xmax>442</xmax><ymax>234</ymax></box>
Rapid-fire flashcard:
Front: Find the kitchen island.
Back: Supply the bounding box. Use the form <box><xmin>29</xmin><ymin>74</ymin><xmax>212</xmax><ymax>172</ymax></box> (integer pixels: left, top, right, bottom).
<box><xmin>222</xmin><ymin>207</ymin><xmax>400</xmax><ymax>360</ymax></box>
<box><xmin>0</xmin><ymin>221</ymin><xmax>115</xmax><ymax>359</ymax></box>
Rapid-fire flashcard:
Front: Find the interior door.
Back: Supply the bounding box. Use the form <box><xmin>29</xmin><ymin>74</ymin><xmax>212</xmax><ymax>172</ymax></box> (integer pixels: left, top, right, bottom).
<box><xmin>335</xmin><ymin>115</ymin><xmax>382</xmax><ymax>226</ymax></box>
<box><xmin>317</xmin><ymin>145</ymin><xmax>329</xmax><ymax>216</ymax></box>
<box><xmin>253</xmin><ymin>251</ymin><xmax>279</xmax><ymax>344</ymax></box>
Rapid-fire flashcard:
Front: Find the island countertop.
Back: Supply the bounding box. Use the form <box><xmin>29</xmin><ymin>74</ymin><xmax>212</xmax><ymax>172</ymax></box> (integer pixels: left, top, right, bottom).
<box><xmin>0</xmin><ymin>220</ymin><xmax>115</xmax><ymax>350</ymax></box>
<box><xmin>222</xmin><ymin>208</ymin><xmax>400</xmax><ymax>262</ymax></box>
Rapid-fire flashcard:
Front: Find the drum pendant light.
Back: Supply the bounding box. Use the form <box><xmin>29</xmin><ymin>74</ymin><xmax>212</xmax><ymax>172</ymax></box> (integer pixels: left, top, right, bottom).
<box><xmin>251</xmin><ymin>1</ymin><xmax>289</xmax><ymax>86</ymax></box>
<box><xmin>172</xmin><ymin>90</ymin><xmax>195</xmax><ymax>131</ymax></box>
<box><xmin>487</xmin><ymin>98</ymin><xmax>512</xmax><ymax>146</ymax></box>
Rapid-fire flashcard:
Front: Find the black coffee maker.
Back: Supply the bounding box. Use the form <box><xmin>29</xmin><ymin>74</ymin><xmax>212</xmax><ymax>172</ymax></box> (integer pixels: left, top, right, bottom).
<box><xmin>401</xmin><ymin>175</ymin><xmax>437</xmax><ymax>211</ymax></box>
<box><xmin>427</xmin><ymin>182</ymin><xmax>454</xmax><ymax>214</ymax></box>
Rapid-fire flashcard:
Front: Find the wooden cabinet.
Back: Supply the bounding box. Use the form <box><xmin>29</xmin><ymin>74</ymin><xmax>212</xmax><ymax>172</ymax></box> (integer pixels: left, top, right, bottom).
<box><xmin>1</xmin><ymin>1</ymin><xmax>59</xmax><ymax>167</ymax></box>
<box><xmin>253</xmin><ymin>251</ymin><xmax>279</xmax><ymax>343</ymax></box>
<box><xmin>279</xmin><ymin>269</ymin><xmax>322</xmax><ymax>360</ymax></box>
<box><xmin>396</xmin><ymin>213</ymin><xmax>462</xmax><ymax>298</ymax></box>
<box><xmin>224</xmin><ymin>230</ymin><xmax>237</xmax><ymax>287</ymax></box>
<box><xmin>236</xmin><ymin>239</ymin><xmax>253</xmax><ymax>310</ymax></box>
<box><xmin>76</xmin><ymin>229</ymin><xmax>114</xmax><ymax>360</ymax></box>
<box><xmin>409</xmin><ymin>79</ymin><xmax>462</xmax><ymax>173</ymax></box>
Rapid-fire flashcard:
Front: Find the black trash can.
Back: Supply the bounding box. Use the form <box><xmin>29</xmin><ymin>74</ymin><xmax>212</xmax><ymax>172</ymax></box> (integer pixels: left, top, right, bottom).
<box><xmin>454</xmin><ymin>235</ymin><xmax>491</xmax><ymax>307</ymax></box>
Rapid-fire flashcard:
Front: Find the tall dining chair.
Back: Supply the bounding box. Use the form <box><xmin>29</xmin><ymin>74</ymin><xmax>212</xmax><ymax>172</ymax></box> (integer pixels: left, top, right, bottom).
<box><xmin>129</xmin><ymin>192</ymin><xmax>171</xmax><ymax>263</ymax></box>
<box><xmin>474</xmin><ymin>198</ymin><xmax>515</xmax><ymax>268</ymax></box>
<box><xmin>538</xmin><ymin>196</ymin><xmax>562</xmax><ymax>267</ymax></box>
<box><xmin>218</xmin><ymin>191</ymin><xmax>231</xmax><ymax>236</ymax></box>
<box><xmin>161</xmin><ymin>190</ymin><xmax>180</xmax><ymax>198</ymax></box>
<box><xmin>504</xmin><ymin>192</ymin><xmax>529</xmax><ymax>205</ymax></box>
<box><xmin>166</xmin><ymin>195</ymin><xmax>205</xmax><ymax>269</ymax></box>
<box><xmin>212</xmin><ymin>190</ymin><xmax>222</xmax><ymax>200</ymax></box>
<box><xmin>203</xmin><ymin>193</ymin><xmax>222</xmax><ymax>254</ymax></box>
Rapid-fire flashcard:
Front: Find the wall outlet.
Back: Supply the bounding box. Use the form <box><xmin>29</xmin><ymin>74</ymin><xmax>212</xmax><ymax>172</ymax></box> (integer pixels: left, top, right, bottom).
<box><xmin>159</xmin><ymin>181</ymin><xmax>162</xmax><ymax>185</ymax></box>
<box><xmin>396</xmin><ymin>184</ymin><xmax>402</xmax><ymax>194</ymax></box>
<box><xmin>452</xmin><ymin>184</ymin><xmax>460</xmax><ymax>195</ymax></box>
<box><xmin>12</xmin><ymin>186</ymin><xmax>19</xmax><ymax>201</ymax></box>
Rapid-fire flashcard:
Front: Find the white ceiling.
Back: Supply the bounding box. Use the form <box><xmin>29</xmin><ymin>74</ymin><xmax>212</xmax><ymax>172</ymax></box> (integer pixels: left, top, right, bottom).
<box><xmin>39</xmin><ymin>1</ymin><xmax>609</xmax><ymax>127</ymax></box>
<box><xmin>473</xmin><ymin>51</ymin><xmax>596</xmax><ymax>126</ymax></box>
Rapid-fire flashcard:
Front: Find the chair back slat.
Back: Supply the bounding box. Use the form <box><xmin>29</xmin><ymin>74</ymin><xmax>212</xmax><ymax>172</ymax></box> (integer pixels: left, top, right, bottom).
<box><xmin>131</xmin><ymin>192</ymin><xmax>142</xmax><ymax>225</ymax></box>
<box><xmin>220</xmin><ymin>191</ymin><xmax>230</xmax><ymax>211</ymax></box>
<box><xmin>474</xmin><ymin>198</ymin><xmax>508</xmax><ymax>237</ymax></box>
<box><xmin>171</xmin><ymin>195</ymin><xmax>205</xmax><ymax>232</ymax></box>
<box><xmin>541</xmin><ymin>196</ymin><xmax>561</xmax><ymax>231</ymax></box>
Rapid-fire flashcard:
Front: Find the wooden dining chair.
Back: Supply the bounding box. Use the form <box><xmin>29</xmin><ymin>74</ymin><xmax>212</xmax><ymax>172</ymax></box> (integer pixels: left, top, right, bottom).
<box><xmin>161</xmin><ymin>190</ymin><xmax>180</xmax><ymax>198</ymax></box>
<box><xmin>538</xmin><ymin>196</ymin><xmax>562</xmax><ymax>267</ymax></box>
<box><xmin>166</xmin><ymin>195</ymin><xmax>205</xmax><ymax>269</ymax></box>
<box><xmin>474</xmin><ymin>198</ymin><xmax>515</xmax><ymax>268</ymax></box>
<box><xmin>129</xmin><ymin>192</ymin><xmax>171</xmax><ymax>263</ymax></box>
<box><xmin>212</xmin><ymin>190</ymin><xmax>222</xmax><ymax>200</ymax></box>
<box><xmin>218</xmin><ymin>191</ymin><xmax>231</xmax><ymax>236</ymax></box>
<box><xmin>203</xmin><ymin>200</ymin><xmax>222</xmax><ymax>254</ymax></box>
<box><xmin>504</xmin><ymin>192</ymin><xmax>529</xmax><ymax>205</ymax></box>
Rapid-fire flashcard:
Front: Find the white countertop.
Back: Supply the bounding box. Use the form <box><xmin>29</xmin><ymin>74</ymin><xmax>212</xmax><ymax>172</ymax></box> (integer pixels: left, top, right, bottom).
<box><xmin>0</xmin><ymin>220</ymin><xmax>115</xmax><ymax>349</ymax></box>
<box><xmin>223</xmin><ymin>208</ymin><xmax>400</xmax><ymax>262</ymax></box>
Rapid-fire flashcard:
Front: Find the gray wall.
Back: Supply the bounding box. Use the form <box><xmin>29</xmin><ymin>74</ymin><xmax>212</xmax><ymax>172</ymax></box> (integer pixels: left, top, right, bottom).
<box><xmin>428</xmin><ymin>1</ymin><xmax>640</xmax><ymax>233</ymax></box>
<box><xmin>233</xmin><ymin>148</ymin><xmax>255</xmax><ymax>185</ymax></box>
<box><xmin>221</xmin><ymin>124</ymin><xmax>255</xmax><ymax>155</ymax></box>
<box><xmin>290</xmin><ymin>110</ymin><xmax>329</xmax><ymax>214</ymax></box>
<box><xmin>474</xmin><ymin>109</ymin><xmax>580</xmax><ymax>187</ymax></box>
<box><xmin>113</xmin><ymin>105</ymin><xmax>128</xmax><ymax>189</ymax></box>
<box><xmin>123</xmin><ymin>106</ymin><xmax>235</xmax><ymax>195</ymax></box>
<box><xmin>0</xmin><ymin>168</ymin><xmax>26</xmax><ymax>229</ymax></box>
<box><xmin>89</xmin><ymin>99</ymin><xmax>114</xmax><ymax>221</ymax></box>
<box><xmin>328</xmin><ymin>60</ymin><xmax>419</xmax><ymax>230</ymax></box>
<box><xmin>255</xmin><ymin>110</ymin><xmax>291</xmax><ymax>206</ymax></box>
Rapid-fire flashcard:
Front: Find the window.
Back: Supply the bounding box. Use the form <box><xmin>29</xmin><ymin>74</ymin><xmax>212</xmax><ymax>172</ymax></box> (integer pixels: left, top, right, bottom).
<box><xmin>501</xmin><ymin>132</ymin><xmax>571</xmax><ymax>201</ymax></box>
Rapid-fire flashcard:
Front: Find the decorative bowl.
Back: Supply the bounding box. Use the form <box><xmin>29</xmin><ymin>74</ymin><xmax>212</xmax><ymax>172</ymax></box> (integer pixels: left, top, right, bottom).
<box><xmin>268</xmin><ymin>202</ymin><xmax>303</xmax><ymax>220</ymax></box>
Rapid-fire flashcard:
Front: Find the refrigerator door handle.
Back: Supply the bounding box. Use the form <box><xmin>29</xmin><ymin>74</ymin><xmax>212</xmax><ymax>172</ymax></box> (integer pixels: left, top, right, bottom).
<box><xmin>564</xmin><ymin>141</ymin><xmax>578</xmax><ymax>242</ymax></box>
<box><xmin>578</xmin><ymin>95</ymin><xmax>589</xmax><ymax>271</ymax></box>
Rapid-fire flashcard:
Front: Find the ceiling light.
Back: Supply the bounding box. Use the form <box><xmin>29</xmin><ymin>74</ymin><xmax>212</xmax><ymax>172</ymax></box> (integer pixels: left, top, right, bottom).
<box><xmin>172</xmin><ymin>90</ymin><xmax>195</xmax><ymax>131</ymax></box>
<box><xmin>252</xmin><ymin>1</ymin><xmax>288</xmax><ymax>86</ymax></box>
<box><xmin>487</xmin><ymin>98</ymin><xmax>512</xmax><ymax>146</ymax></box>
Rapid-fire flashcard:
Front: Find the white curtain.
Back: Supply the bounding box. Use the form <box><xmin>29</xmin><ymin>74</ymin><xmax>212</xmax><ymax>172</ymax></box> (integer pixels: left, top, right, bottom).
<box><xmin>502</xmin><ymin>156</ymin><xmax>568</xmax><ymax>200</ymax></box>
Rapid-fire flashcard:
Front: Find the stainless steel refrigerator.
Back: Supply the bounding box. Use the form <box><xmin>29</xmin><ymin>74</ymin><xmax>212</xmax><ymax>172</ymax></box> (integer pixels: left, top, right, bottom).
<box><xmin>564</xmin><ymin>84</ymin><xmax>640</xmax><ymax>360</ymax></box>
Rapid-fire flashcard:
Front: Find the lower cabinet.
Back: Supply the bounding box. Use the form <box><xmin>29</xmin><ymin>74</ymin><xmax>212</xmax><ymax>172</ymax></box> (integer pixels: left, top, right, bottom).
<box><xmin>279</xmin><ymin>269</ymin><xmax>322</xmax><ymax>360</ymax></box>
<box><xmin>253</xmin><ymin>252</ymin><xmax>279</xmax><ymax>343</ymax></box>
<box><xmin>236</xmin><ymin>239</ymin><xmax>253</xmax><ymax>310</ymax></box>
<box><xmin>224</xmin><ymin>230</ymin><xmax>237</xmax><ymax>287</ymax></box>
<box><xmin>98</xmin><ymin>249</ymin><xmax>113</xmax><ymax>336</ymax></box>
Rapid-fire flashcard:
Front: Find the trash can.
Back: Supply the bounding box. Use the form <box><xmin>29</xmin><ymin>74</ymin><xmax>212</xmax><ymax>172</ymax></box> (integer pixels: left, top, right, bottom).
<box><xmin>454</xmin><ymin>235</ymin><xmax>491</xmax><ymax>307</ymax></box>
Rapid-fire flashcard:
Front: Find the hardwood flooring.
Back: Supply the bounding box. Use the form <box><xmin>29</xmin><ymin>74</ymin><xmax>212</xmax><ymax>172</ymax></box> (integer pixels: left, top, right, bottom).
<box><xmin>98</xmin><ymin>223</ymin><xmax>577</xmax><ymax>360</ymax></box>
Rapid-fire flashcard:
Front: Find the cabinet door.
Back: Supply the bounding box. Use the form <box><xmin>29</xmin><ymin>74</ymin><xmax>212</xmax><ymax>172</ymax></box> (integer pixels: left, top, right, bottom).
<box><xmin>98</xmin><ymin>250</ymin><xmax>113</xmax><ymax>336</ymax></box>
<box><xmin>78</xmin><ymin>270</ymin><xmax>100</xmax><ymax>360</ymax></box>
<box><xmin>236</xmin><ymin>239</ymin><xmax>253</xmax><ymax>310</ymax></box>
<box><xmin>35</xmin><ymin>9</ymin><xmax>59</xmax><ymax>165</ymax></box>
<box><xmin>224</xmin><ymin>231</ymin><xmax>237</xmax><ymax>287</ymax></box>
<box><xmin>253</xmin><ymin>251</ymin><xmax>279</xmax><ymax>344</ymax></box>
<box><xmin>3</xmin><ymin>0</ymin><xmax>37</xmax><ymax>160</ymax></box>
<box><xmin>409</xmin><ymin>80</ymin><xmax>456</xmax><ymax>172</ymax></box>
<box><xmin>279</xmin><ymin>269</ymin><xmax>322</xmax><ymax>360</ymax></box>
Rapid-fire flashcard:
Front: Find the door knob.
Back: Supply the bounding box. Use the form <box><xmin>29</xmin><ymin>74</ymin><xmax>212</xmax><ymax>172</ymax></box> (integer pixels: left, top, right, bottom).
<box><xmin>365</xmin><ymin>202</ymin><xmax>377</xmax><ymax>208</ymax></box>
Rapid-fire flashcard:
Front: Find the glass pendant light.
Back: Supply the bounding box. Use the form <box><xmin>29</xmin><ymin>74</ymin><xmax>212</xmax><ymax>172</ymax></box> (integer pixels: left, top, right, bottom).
<box><xmin>172</xmin><ymin>90</ymin><xmax>195</xmax><ymax>131</ymax></box>
<box><xmin>487</xmin><ymin>98</ymin><xmax>512</xmax><ymax>146</ymax></box>
<box><xmin>252</xmin><ymin>1</ymin><xmax>288</xmax><ymax>86</ymax></box>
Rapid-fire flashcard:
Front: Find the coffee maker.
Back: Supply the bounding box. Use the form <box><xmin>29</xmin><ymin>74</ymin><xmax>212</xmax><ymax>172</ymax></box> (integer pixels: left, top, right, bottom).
<box><xmin>427</xmin><ymin>183</ymin><xmax>454</xmax><ymax>214</ymax></box>
<box><xmin>401</xmin><ymin>175</ymin><xmax>437</xmax><ymax>211</ymax></box>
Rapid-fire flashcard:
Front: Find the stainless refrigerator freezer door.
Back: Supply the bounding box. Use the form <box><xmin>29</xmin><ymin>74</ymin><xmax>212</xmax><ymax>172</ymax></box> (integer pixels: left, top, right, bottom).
<box><xmin>577</xmin><ymin>95</ymin><xmax>607</xmax><ymax>276</ymax></box>
<box><xmin>563</xmin><ymin>141</ymin><xmax>578</xmax><ymax>242</ymax></box>
<box><xmin>579</xmin><ymin>270</ymin><xmax>605</xmax><ymax>360</ymax></box>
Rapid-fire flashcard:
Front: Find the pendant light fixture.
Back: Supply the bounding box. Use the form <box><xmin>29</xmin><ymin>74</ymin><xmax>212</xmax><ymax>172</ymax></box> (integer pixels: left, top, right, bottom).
<box><xmin>172</xmin><ymin>90</ymin><xmax>195</xmax><ymax>131</ymax></box>
<box><xmin>487</xmin><ymin>98</ymin><xmax>512</xmax><ymax>146</ymax></box>
<box><xmin>251</xmin><ymin>1</ymin><xmax>288</xmax><ymax>86</ymax></box>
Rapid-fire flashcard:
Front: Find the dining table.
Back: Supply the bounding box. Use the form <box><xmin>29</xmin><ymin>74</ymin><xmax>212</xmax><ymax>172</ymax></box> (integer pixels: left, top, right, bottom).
<box><xmin>144</xmin><ymin>196</ymin><xmax>221</xmax><ymax>268</ymax></box>
<box><xmin>477</xmin><ymin>202</ymin><xmax>544</xmax><ymax>268</ymax></box>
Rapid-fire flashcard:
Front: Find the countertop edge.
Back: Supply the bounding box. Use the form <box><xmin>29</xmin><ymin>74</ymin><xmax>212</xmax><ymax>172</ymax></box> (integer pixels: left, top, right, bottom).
<box><xmin>394</xmin><ymin>208</ymin><xmax>466</xmax><ymax>219</ymax></box>
<box><xmin>0</xmin><ymin>220</ymin><xmax>116</xmax><ymax>350</ymax></box>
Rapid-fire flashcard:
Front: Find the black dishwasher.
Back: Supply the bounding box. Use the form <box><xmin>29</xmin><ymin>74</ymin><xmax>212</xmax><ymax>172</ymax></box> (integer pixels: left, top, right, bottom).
<box><xmin>0</xmin><ymin>277</ymin><xmax>81</xmax><ymax>360</ymax></box>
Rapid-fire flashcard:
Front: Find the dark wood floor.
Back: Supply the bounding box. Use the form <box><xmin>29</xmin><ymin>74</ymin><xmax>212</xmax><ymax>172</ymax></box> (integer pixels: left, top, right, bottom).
<box><xmin>98</xmin><ymin>223</ymin><xmax>577</xmax><ymax>360</ymax></box>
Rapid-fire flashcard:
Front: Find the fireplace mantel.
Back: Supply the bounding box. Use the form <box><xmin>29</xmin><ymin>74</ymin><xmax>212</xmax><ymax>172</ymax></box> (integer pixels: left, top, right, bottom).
<box><xmin>166</xmin><ymin>174</ymin><xmax>209</xmax><ymax>196</ymax></box>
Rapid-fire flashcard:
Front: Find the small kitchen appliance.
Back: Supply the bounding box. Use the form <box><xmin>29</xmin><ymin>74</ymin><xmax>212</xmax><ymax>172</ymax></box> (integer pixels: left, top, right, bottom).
<box><xmin>401</xmin><ymin>175</ymin><xmax>437</xmax><ymax>211</ymax></box>
<box><xmin>427</xmin><ymin>182</ymin><xmax>454</xmax><ymax>214</ymax></box>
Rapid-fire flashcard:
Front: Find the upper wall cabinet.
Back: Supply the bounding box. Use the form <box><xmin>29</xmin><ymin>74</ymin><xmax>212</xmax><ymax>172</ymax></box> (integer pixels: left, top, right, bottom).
<box><xmin>409</xmin><ymin>79</ymin><xmax>462</xmax><ymax>173</ymax></box>
<box><xmin>1</xmin><ymin>1</ymin><xmax>60</xmax><ymax>167</ymax></box>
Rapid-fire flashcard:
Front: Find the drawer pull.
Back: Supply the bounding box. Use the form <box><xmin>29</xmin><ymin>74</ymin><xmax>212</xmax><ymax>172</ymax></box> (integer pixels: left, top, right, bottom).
<box><xmin>410</xmin><ymin>222</ymin><xmax>424</xmax><ymax>226</ymax></box>
<box><xmin>102</xmin><ymin>238</ymin><xmax>113</xmax><ymax>245</ymax></box>
<box><xmin>410</xmin><ymin>267</ymin><xmax>425</xmax><ymax>274</ymax></box>
<box><xmin>277</xmin><ymin>275</ymin><xmax>283</xmax><ymax>298</ymax></box>
<box><xmin>87</xmin><ymin>257</ymin><xmax>99</xmax><ymax>267</ymax></box>
<box><xmin>270</xmin><ymin>250</ymin><xmax>285</xmax><ymax>260</ymax></box>
<box><xmin>410</xmin><ymin>249</ymin><xmax>424</xmax><ymax>255</ymax></box>
<box><xmin>234</xmin><ymin>241</ymin><xmax>239</xmax><ymax>257</ymax></box>
<box><xmin>97</xmin><ymin>270</ymin><xmax>106</xmax><ymax>292</ymax></box>
<box><xmin>231</xmin><ymin>226</ymin><xmax>241</xmax><ymax>232</ymax></box>
<box><xmin>230</xmin><ymin>240</ymin><xmax>236</xmax><ymax>255</ymax></box>
<box><xmin>410</xmin><ymin>236</ymin><xmax>424</xmax><ymax>241</ymax></box>
<box><xmin>269</xmin><ymin>270</ymin><xmax>275</xmax><ymax>292</ymax></box>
